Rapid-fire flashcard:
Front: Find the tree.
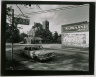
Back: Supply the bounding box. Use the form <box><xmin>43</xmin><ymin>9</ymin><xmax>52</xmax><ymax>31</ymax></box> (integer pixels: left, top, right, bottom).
<box><xmin>20</xmin><ymin>33</ymin><xmax>28</xmax><ymax>42</ymax></box>
<box><xmin>6</xmin><ymin>6</ymin><xmax>21</xmax><ymax>43</ymax></box>
<box><xmin>35</xmin><ymin>29</ymin><xmax>53</xmax><ymax>43</ymax></box>
<box><xmin>12</xmin><ymin>28</ymin><xmax>21</xmax><ymax>43</ymax></box>
<box><xmin>34</xmin><ymin>23</ymin><xmax>43</xmax><ymax>30</ymax></box>
<box><xmin>53</xmin><ymin>31</ymin><xmax>58</xmax><ymax>43</ymax></box>
<box><xmin>57</xmin><ymin>34</ymin><xmax>61</xmax><ymax>43</ymax></box>
<box><xmin>6</xmin><ymin>26</ymin><xmax>12</xmax><ymax>42</ymax></box>
<box><xmin>45</xmin><ymin>30</ymin><xmax>53</xmax><ymax>43</ymax></box>
<box><xmin>6</xmin><ymin>25</ymin><xmax>21</xmax><ymax>43</ymax></box>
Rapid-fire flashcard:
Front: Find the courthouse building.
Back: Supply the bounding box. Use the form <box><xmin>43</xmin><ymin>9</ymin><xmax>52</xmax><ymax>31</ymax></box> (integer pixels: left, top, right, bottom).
<box><xmin>61</xmin><ymin>21</ymin><xmax>89</xmax><ymax>48</ymax></box>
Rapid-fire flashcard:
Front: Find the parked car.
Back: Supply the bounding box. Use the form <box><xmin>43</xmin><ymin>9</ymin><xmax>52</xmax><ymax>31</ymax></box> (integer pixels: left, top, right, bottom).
<box><xmin>21</xmin><ymin>45</ymin><xmax>55</xmax><ymax>61</ymax></box>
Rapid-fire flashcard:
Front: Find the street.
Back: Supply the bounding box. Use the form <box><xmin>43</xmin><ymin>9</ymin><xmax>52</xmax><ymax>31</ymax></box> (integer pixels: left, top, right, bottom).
<box><xmin>6</xmin><ymin>44</ymin><xmax>89</xmax><ymax>71</ymax></box>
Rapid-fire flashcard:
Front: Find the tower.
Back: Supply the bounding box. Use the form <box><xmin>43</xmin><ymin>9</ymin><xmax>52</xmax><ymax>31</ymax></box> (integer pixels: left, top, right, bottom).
<box><xmin>42</xmin><ymin>20</ymin><xmax>49</xmax><ymax>30</ymax></box>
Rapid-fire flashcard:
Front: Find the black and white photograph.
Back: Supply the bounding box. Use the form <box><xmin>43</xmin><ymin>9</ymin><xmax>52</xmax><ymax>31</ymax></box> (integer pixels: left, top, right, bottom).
<box><xmin>1</xmin><ymin>1</ymin><xmax>95</xmax><ymax>76</ymax></box>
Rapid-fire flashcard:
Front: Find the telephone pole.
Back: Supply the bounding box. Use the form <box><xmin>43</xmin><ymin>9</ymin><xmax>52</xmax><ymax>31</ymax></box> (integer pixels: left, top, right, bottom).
<box><xmin>11</xmin><ymin>9</ymin><xmax>14</xmax><ymax>61</ymax></box>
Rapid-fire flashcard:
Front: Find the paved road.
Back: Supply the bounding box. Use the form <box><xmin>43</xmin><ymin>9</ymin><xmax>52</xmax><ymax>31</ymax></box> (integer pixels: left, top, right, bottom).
<box><xmin>6</xmin><ymin>43</ymin><xmax>88</xmax><ymax>53</ymax></box>
<box><xmin>6</xmin><ymin>44</ymin><xmax>89</xmax><ymax>70</ymax></box>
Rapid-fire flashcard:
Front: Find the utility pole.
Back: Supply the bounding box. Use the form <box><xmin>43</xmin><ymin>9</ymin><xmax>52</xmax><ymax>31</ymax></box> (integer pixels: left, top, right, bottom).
<box><xmin>34</xmin><ymin>22</ymin><xmax>35</xmax><ymax>44</ymax></box>
<box><xmin>11</xmin><ymin>9</ymin><xmax>14</xmax><ymax>61</ymax></box>
<box><xmin>27</xmin><ymin>31</ymin><xmax>30</xmax><ymax>44</ymax></box>
<box><xmin>34</xmin><ymin>28</ymin><xmax>36</xmax><ymax>44</ymax></box>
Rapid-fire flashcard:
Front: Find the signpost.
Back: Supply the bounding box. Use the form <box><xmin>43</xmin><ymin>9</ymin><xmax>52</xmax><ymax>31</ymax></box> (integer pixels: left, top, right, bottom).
<box><xmin>11</xmin><ymin>9</ymin><xmax>14</xmax><ymax>61</ymax></box>
<box><xmin>11</xmin><ymin>8</ymin><xmax>30</xmax><ymax>61</ymax></box>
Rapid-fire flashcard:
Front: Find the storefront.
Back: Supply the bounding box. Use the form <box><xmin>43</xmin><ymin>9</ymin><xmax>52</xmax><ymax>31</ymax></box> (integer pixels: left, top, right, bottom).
<box><xmin>61</xmin><ymin>21</ymin><xmax>89</xmax><ymax>48</ymax></box>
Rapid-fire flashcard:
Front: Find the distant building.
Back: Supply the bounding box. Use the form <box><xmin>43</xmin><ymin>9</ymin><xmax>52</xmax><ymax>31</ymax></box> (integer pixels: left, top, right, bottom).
<box><xmin>26</xmin><ymin>20</ymin><xmax>50</xmax><ymax>44</ymax></box>
<box><xmin>27</xmin><ymin>26</ymin><xmax>35</xmax><ymax>37</ymax></box>
<box><xmin>42</xmin><ymin>20</ymin><xmax>49</xmax><ymax>30</ymax></box>
<box><xmin>26</xmin><ymin>23</ymin><xmax>43</xmax><ymax>44</ymax></box>
<box><xmin>24</xmin><ymin>37</ymin><xmax>42</xmax><ymax>44</ymax></box>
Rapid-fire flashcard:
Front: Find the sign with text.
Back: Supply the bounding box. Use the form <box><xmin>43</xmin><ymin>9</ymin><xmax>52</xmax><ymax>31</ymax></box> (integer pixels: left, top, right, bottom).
<box><xmin>62</xmin><ymin>22</ymin><xmax>89</xmax><ymax>33</ymax></box>
<box><xmin>14</xmin><ymin>17</ymin><xmax>30</xmax><ymax>25</ymax></box>
<box><xmin>62</xmin><ymin>34</ymin><xmax>86</xmax><ymax>45</ymax></box>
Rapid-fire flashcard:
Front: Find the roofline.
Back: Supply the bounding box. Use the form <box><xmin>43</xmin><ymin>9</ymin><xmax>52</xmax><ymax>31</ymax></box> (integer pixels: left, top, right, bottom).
<box><xmin>62</xmin><ymin>21</ymin><xmax>89</xmax><ymax>26</ymax></box>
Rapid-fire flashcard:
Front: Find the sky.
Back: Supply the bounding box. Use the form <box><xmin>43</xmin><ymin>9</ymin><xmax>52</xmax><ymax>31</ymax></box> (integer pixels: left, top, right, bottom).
<box><xmin>7</xmin><ymin>4</ymin><xmax>89</xmax><ymax>34</ymax></box>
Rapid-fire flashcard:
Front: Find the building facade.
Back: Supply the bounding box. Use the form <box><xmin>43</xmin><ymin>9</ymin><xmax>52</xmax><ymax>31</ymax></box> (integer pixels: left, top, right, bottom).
<box><xmin>27</xmin><ymin>26</ymin><xmax>35</xmax><ymax>37</ymax></box>
<box><xmin>42</xmin><ymin>20</ymin><xmax>49</xmax><ymax>30</ymax></box>
<box><xmin>61</xmin><ymin>21</ymin><xmax>89</xmax><ymax>48</ymax></box>
<box><xmin>24</xmin><ymin>37</ymin><xmax>42</xmax><ymax>44</ymax></box>
<box><xmin>25</xmin><ymin>20</ymin><xmax>50</xmax><ymax>44</ymax></box>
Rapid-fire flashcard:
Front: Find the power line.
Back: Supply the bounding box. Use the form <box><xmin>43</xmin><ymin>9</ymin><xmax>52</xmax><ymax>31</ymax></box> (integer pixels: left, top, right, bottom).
<box><xmin>16</xmin><ymin>5</ymin><xmax>25</xmax><ymax>16</ymax></box>
<box><xmin>16</xmin><ymin>5</ymin><xmax>29</xmax><ymax>18</ymax></box>
<box><xmin>16</xmin><ymin>4</ymin><xmax>89</xmax><ymax>17</ymax></box>
<box><xmin>36</xmin><ymin>4</ymin><xmax>47</xmax><ymax>20</ymax></box>
<box><xmin>21</xmin><ymin>4</ymin><xmax>88</xmax><ymax>16</ymax></box>
<box><xmin>36</xmin><ymin>4</ymin><xmax>44</xmax><ymax>12</ymax></box>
